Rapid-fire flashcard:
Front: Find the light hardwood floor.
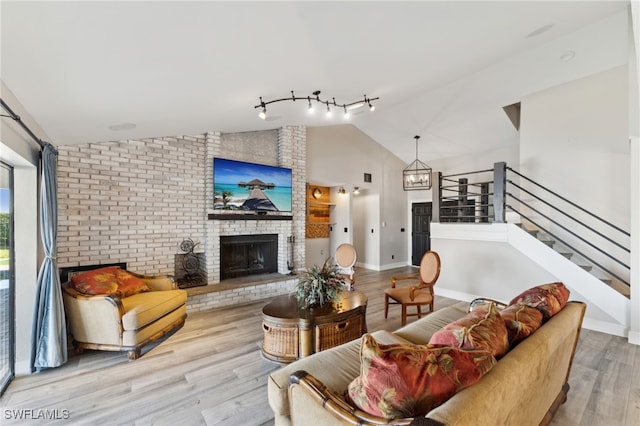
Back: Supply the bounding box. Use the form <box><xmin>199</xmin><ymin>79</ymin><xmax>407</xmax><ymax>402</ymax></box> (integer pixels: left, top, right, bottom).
<box><xmin>1</xmin><ymin>266</ymin><xmax>639</xmax><ymax>425</ymax></box>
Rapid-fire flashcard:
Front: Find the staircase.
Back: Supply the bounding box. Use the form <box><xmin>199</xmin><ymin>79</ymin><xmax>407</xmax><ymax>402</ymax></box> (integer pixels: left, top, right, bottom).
<box><xmin>515</xmin><ymin>222</ymin><xmax>629</xmax><ymax>298</ymax></box>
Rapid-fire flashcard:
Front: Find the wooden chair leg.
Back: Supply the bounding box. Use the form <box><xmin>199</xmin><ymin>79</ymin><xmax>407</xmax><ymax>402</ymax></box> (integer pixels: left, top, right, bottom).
<box><xmin>401</xmin><ymin>305</ymin><xmax>407</xmax><ymax>326</ymax></box>
<box><xmin>417</xmin><ymin>305</ymin><xmax>422</xmax><ymax>319</ymax></box>
<box><xmin>384</xmin><ymin>295</ymin><xmax>389</xmax><ymax>318</ymax></box>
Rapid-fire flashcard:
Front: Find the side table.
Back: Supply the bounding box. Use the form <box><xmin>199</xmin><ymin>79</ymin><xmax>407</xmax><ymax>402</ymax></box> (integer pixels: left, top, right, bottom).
<box><xmin>261</xmin><ymin>291</ymin><xmax>368</xmax><ymax>364</ymax></box>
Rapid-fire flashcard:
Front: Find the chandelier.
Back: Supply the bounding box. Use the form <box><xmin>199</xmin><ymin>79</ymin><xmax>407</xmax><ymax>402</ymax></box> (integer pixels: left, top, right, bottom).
<box><xmin>254</xmin><ymin>90</ymin><xmax>378</xmax><ymax>120</ymax></box>
<box><xmin>403</xmin><ymin>135</ymin><xmax>432</xmax><ymax>191</ymax></box>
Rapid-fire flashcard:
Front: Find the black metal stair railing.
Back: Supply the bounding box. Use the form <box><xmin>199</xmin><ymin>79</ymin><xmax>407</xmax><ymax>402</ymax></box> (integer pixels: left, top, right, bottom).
<box><xmin>433</xmin><ymin>162</ymin><xmax>631</xmax><ymax>289</ymax></box>
<box><xmin>434</xmin><ymin>167</ymin><xmax>496</xmax><ymax>223</ymax></box>
<box><xmin>505</xmin><ymin>166</ymin><xmax>630</xmax><ymax>288</ymax></box>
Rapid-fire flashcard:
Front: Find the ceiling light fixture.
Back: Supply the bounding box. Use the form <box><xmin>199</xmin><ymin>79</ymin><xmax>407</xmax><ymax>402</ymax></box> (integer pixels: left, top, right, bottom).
<box><xmin>108</xmin><ymin>122</ymin><xmax>137</xmax><ymax>131</ymax></box>
<box><xmin>560</xmin><ymin>50</ymin><xmax>576</xmax><ymax>62</ymax></box>
<box><xmin>403</xmin><ymin>135</ymin><xmax>432</xmax><ymax>191</ymax></box>
<box><xmin>254</xmin><ymin>90</ymin><xmax>379</xmax><ymax>120</ymax></box>
<box><xmin>526</xmin><ymin>23</ymin><xmax>554</xmax><ymax>38</ymax></box>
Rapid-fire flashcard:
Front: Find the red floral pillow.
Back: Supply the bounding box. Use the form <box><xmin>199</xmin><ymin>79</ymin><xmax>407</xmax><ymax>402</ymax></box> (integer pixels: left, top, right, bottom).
<box><xmin>114</xmin><ymin>270</ymin><xmax>150</xmax><ymax>297</ymax></box>
<box><xmin>508</xmin><ymin>282</ymin><xmax>570</xmax><ymax>320</ymax></box>
<box><xmin>69</xmin><ymin>267</ymin><xmax>120</xmax><ymax>295</ymax></box>
<box><xmin>347</xmin><ymin>334</ymin><xmax>496</xmax><ymax>419</ymax></box>
<box><xmin>499</xmin><ymin>304</ymin><xmax>543</xmax><ymax>346</ymax></box>
<box><xmin>428</xmin><ymin>302</ymin><xmax>509</xmax><ymax>358</ymax></box>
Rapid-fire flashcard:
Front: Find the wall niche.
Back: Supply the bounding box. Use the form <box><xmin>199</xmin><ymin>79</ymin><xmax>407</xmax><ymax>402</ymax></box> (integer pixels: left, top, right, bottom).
<box><xmin>306</xmin><ymin>184</ymin><xmax>333</xmax><ymax>238</ymax></box>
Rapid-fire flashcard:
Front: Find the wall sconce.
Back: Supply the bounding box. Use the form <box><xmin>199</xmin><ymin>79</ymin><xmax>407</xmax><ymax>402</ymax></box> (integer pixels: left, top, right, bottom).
<box><xmin>403</xmin><ymin>135</ymin><xmax>432</xmax><ymax>191</ymax></box>
<box><xmin>337</xmin><ymin>186</ymin><xmax>347</xmax><ymax>195</ymax></box>
<box><xmin>255</xmin><ymin>90</ymin><xmax>379</xmax><ymax>120</ymax></box>
<box><xmin>353</xmin><ymin>186</ymin><xmax>360</xmax><ymax>195</ymax></box>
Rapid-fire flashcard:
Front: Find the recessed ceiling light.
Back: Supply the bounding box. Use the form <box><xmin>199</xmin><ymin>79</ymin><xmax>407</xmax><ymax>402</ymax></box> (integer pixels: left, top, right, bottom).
<box><xmin>108</xmin><ymin>122</ymin><xmax>136</xmax><ymax>131</ymax></box>
<box><xmin>560</xmin><ymin>50</ymin><xmax>576</xmax><ymax>62</ymax></box>
<box><xmin>526</xmin><ymin>23</ymin><xmax>554</xmax><ymax>38</ymax></box>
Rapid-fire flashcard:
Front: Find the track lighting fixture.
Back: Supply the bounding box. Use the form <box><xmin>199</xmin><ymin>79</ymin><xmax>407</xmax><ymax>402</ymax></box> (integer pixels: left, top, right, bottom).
<box><xmin>254</xmin><ymin>90</ymin><xmax>379</xmax><ymax>120</ymax></box>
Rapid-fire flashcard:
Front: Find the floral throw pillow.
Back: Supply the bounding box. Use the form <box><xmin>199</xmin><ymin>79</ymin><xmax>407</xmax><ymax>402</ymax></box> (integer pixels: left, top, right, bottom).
<box><xmin>347</xmin><ymin>334</ymin><xmax>496</xmax><ymax>419</ymax></box>
<box><xmin>69</xmin><ymin>266</ymin><xmax>121</xmax><ymax>295</ymax></box>
<box><xmin>499</xmin><ymin>304</ymin><xmax>543</xmax><ymax>346</ymax></box>
<box><xmin>114</xmin><ymin>270</ymin><xmax>150</xmax><ymax>297</ymax></box>
<box><xmin>428</xmin><ymin>302</ymin><xmax>509</xmax><ymax>358</ymax></box>
<box><xmin>508</xmin><ymin>282</ymin><xmax>570</xmax><ymax>320</ymax></box>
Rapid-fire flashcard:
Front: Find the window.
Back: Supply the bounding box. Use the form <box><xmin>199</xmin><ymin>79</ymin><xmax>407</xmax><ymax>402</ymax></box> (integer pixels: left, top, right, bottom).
<box><xmin>0</xmin><ymin>161</ymin><xmax>14</xmax><ymax>395</ymax></box>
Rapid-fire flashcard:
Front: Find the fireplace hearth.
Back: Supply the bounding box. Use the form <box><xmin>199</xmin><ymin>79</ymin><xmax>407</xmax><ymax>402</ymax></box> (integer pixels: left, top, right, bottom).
<box><xmin>220</xmin><ymin>234</ymin><xmax>278</xmax><ymax>280</ymax></box>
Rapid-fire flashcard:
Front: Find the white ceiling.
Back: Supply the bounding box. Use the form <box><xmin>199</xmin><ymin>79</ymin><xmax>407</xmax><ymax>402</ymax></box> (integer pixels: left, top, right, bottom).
<box><xmin>0</xmin><ymin>1</ymin><xmax>631</xmax><ymax>164</ymax></box>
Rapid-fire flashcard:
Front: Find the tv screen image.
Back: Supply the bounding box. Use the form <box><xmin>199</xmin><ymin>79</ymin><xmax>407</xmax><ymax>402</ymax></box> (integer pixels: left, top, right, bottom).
<box><xmin>213</xmin><ymin>158</ymin><xmax>292</xmax><ymax>212</ymax></box>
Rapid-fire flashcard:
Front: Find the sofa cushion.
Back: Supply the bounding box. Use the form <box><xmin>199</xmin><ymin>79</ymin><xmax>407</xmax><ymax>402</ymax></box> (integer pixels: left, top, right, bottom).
<box><xmin>499</xmin><ymin>303</ymin><xmax>543</xmax><ymax>346</ymax></box>
<box><xmin>268</xmin><ymin>330</ymin><xmax>411</xmax><ymax>420</ymax></box>
<box><xmin>114</xmin><ymin>270</ymin><xmax>151</xmax><ymax>297</ymax></box>
<box><xmin>69</xmin><ymin>266</ymin><xmax>121</xmax><ymax>295</ymax></box>
<box><xmin>393</xmin><ymin>302</ymin><xmax>468</xmax><ymax>344</ymax></box>
<box><xmin>347</xmin><ymin>334</ymin><xmax>496</xmax><ymax>419</ymax></box>
<box><xmin>428</xmin><ymin>302</ymin><xmax>509</xmax><ymax>358</ymax></box>
<box><xmin>509</xmin><ymin>282</ymin><xmax>570</xmax><ymax>320</ymax></box>
<box><xmin>121</xmin><ymin>289</ymin><xmax>187</xmax><ymax>330</ymax></box>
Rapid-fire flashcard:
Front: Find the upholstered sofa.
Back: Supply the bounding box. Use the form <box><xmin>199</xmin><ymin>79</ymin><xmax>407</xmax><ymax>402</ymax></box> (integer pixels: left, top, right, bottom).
<box><xmin>268</xmin><ymin>297</ymin><xmax>586</xmax><ymax>425</ymax></box>
<box><xmin>61</xmin><ymin>263</ymin><xmax>187</xmax><ymax>360</ymax></box>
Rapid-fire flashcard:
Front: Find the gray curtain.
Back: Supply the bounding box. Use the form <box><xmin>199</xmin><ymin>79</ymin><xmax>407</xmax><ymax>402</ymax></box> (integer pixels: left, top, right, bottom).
<box><xmin>31</xmin><ymin>142</ymin><xmax>67</xmax><ymax>371</ymax></box>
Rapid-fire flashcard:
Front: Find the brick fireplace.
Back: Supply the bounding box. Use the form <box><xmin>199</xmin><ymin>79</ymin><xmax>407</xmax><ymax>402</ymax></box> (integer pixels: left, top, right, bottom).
<box><xmin>204</xmin><ymin>128</ymin><xmax>306</xmax><ymax>287</ymax></box>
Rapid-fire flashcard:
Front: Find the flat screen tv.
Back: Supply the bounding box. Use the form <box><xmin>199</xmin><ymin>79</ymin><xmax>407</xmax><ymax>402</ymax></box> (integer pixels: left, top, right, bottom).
<box><xmin>213</xmin><ymin>157</ymin><xmax>292</xmax><ymax>212</ymax></box>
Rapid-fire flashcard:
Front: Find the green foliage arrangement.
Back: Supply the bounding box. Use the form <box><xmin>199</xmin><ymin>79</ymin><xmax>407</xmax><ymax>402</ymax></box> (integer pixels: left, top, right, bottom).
<box><xmin>294</xmin><ymin>258</ymin><xmax>345</xmax><ymax>309</ymax></box>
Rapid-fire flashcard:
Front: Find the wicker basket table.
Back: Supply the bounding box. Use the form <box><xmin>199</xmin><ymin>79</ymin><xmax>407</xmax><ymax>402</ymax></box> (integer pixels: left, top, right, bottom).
<box><xmin>261</xmin><ymin>291</ymin><xmax>368</xmax><ymax>364</ymax></box>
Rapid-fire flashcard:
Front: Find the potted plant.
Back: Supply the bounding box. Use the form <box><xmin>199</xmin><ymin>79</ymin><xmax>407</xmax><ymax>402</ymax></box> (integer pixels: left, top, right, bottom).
<box><xmin>294</xmin><ymin>258</ymin><xmax>345</xmax><ymax>309</ymax></box>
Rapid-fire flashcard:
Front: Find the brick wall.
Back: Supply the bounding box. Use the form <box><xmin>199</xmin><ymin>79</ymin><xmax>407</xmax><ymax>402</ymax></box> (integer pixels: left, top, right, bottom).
<box><xmin>57</xmin><ymin>127</ymin><xmax>306</xmax><ymax>308</ymax></box>
<box><xmin>58</xmin><ymin>135</ymin><xmax>206</xmax><ymax>274</ymax></box>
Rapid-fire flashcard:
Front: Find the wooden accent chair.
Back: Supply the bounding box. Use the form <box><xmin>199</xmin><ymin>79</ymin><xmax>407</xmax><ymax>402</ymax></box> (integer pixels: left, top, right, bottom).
<box><xmin>335</xmin><ymin>243</ymin><xmax>357</xmax><ymax>290</ymax></box>
<box><xmin>384</xmin><ymin>250</ymin><xmax>441</xmax><ymax>326</ymax></box>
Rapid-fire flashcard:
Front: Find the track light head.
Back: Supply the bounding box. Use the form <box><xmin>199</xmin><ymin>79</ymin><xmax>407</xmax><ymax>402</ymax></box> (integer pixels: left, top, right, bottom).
<box><xmin>259</xmin><ymin>107</ymin><xmax>267</xmax><ymax>120</ymax></box>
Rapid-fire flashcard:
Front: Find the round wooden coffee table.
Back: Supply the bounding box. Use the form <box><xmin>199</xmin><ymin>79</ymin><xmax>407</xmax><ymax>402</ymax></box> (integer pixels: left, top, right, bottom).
<box><xmin>261</xmin><ymin>291</ymin><xmax>368</xmax><ymax>364</ymax></box>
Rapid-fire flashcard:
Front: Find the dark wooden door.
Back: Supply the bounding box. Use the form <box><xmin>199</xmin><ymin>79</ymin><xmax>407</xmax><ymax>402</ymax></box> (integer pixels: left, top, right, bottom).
<box><xmin>411</xmin><ymin>202</ymin><xmax>431</xmax><ymax>266</ymax></box>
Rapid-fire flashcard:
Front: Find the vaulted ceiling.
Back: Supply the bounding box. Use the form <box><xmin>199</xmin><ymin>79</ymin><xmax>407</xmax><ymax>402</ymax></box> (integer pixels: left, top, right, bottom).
<box><xmin>1</xmin><ymin>1</ymin><xmax>631</xmax><ymax>164</ymax></box>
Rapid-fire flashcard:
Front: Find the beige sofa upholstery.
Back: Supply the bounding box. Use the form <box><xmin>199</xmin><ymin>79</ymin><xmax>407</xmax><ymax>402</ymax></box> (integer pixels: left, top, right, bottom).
<box><xmin>268</xmin><ymin>301</ymin><xmax>586</xmax><ymax>426</ymax></box>
<box><xmin>62</xmin><ymin>265</ymin><xmax>187</xmax><ymax>360</ymax></box>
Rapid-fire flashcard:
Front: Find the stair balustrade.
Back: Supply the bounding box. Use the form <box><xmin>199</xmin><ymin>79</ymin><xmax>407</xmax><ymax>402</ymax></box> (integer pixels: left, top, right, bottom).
<box><xmin>433</xmin><ymin>162</ymin><xmax>631</xmax><ymax>293</ymax></box>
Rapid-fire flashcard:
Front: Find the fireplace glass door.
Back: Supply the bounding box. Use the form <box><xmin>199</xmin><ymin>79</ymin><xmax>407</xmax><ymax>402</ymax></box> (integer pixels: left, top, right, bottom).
<box><xmin>220</xmin><ymin>234</ymin><xmax>278</xmax><ymax>279</ymax></box>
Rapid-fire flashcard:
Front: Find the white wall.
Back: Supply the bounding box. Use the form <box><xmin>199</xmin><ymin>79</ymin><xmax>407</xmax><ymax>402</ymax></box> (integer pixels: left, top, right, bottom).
<box><xmin>1</xmin><ymin>81</ymin><xmax>46</xmax><ymax>375</ymax></box>
<box><xmin>519</xmin><ymin>66</ymin><xmax>630</xmax><ymax>284</ymax></box>
<box><xmin>306</xmin><ymin>124</ymin><xmax>407</xmax><ymax>270</ymax></box>
<box><xmin>431</xmin><ymin>224</ymin><xmax>626</xmax><ymax>336</ymax></box>
<box><xmin>628</xmin><ymin>1</ymin><xmax>640</xmax><ymax>344</ymax></box>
